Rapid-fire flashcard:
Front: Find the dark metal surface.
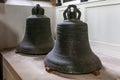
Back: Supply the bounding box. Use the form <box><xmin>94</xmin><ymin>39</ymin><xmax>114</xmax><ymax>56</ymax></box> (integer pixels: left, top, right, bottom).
<box><xmin>44</xmin><ymin>5</ymin><xmax>102</xmax><ymax>74</ymax></box>
<box><xmin>81</xmin><ymin>0</ymin><xmax>88</xmax><ymax>2</ymax></box>
<box><xmin>0</xmin><ymin>0</ymin><xmax>6</xmax><ymax>3</ymax></box>
<box><xmin>56</xmin><ymin>0</ymin><xmax>62</xmax><ymax>6</ymax></box>
<box><xmin>16</xmin><ymin>4</ymin><xmax>54</xmax><ymax>55</ymax></box>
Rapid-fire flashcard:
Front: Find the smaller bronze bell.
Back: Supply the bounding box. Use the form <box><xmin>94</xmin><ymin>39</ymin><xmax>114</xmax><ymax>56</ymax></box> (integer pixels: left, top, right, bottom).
<box><xmin>44</xmin><ymin>5</ymin><xmax>102</xmax><ymax>74</ymax></box>
<box><xmin>16</xmin><ymin>4</ymin><xmax>54</xmax><ymax>55</ymax></box>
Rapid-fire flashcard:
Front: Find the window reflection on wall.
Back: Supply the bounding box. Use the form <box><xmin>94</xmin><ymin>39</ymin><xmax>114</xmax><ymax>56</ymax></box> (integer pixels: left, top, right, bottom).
<box><xmin>63</xmin><ymin>0</ymin><xmax>88</xmax><ymax>3</ymax></box>
<box><xmin>63</xmin><ymin>0</ymin><xmax>75</xmax><ymax>3</ymax></box>
<box><xmin>81</xmin><ymin>0</ymin><xmax>88</xmax><ymax>2</ymax></box>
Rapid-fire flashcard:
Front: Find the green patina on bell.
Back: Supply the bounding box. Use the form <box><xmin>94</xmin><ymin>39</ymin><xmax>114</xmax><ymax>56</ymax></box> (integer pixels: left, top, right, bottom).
<box><xmin>44</xmin><ymin>5</ymin><xmax>102</xmax><ymax>74</ymax></box>
<box><xmin>16</xmin><ymin>4</ymin><xmax>54</xmax><ymax>55</ymax></box>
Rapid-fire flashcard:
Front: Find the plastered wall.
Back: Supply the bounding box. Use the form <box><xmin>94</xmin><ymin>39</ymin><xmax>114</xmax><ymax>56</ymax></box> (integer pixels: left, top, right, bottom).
<box><xmin>0</xmin><ymin>3</ymin><xmax>55</xmax><ymax>49</ymax></box>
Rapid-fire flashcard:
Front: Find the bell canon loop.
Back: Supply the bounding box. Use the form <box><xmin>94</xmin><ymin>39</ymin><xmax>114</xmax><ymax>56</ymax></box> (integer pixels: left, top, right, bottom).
<box><xmin>44</xmin><ymin>5</ymin><xmax>102</xmax><ymax>74</ymax></box>
<box><xmin>16</xmin><ymin>4</ymin><xmax>54</xmax><ymax>55</ymax></box>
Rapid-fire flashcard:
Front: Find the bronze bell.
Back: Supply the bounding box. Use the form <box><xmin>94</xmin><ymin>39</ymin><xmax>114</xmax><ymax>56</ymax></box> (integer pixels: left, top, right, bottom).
<box><xmin>16</xmin><ymin>4</ymin><xmax>54</xmax><ymax>55</ymax></box>
<box><xmin>44</xmin><ymin>5</ymin><xmax>102</xmax><ymax>74</ymax></box>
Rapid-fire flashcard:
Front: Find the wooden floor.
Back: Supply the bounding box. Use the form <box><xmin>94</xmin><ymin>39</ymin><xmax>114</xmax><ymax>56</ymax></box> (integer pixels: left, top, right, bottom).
<box><xmin>1</xmin><ymin>49</ymin><xmax>120</xmax><ymax>80</ymax></box>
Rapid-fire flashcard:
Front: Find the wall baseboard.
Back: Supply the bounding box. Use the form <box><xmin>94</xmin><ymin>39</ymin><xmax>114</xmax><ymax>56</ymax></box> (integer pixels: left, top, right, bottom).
<box><xmin>90</xmin><ymin>40</ymin><xmax>120</xmax><ymax>59</ymax></box>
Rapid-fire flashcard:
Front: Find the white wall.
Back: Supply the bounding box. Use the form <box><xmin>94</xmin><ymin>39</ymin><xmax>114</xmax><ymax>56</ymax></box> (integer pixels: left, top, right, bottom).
<box><xmin>85</xmin><ymin>0</ymin><xmax>120</xmax><ymax>58</ymax></box>
<box><xmin>0</xmin><ymin>3</ymin><xmax>55</xmax><ymax>49</ymax></box>
<box><xmin>56</xmin><ymin>0</ymin><xmax>120</xmax><ymax>58</ymax></box>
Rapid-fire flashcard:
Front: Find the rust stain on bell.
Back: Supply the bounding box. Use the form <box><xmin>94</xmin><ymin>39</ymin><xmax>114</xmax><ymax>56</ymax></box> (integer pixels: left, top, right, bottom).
<box><xmin>16</xmin><ymin>4</ymin><xmax>54</xmax><ymax>55</ymax></box>
<box><xmin>44</xmin><ymin>5</ymin><xmax>102</xmax><ymax>74</ymax></box>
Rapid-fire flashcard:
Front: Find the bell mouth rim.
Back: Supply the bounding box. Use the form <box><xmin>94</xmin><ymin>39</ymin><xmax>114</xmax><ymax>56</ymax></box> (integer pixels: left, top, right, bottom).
<box><xmin>45</xmin><ymin>67</ymin><xmax>102</xmax><ymax>75</ymax></box>
<box><xmin>44</xmin><ymin>52</ymin><xmax>102</xmax><ymax>74</ymax></box>
<box><xmin>44</xmin><ymin>61</ymin><xmax>102</xmax><ymax>74</ymax></box>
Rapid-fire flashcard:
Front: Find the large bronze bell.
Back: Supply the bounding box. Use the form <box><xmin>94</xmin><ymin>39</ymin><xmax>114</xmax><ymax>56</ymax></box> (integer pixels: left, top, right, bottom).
<box><xmin>44</xmin><ymin>5</ymin><xmax>102</xmax><ymax>74</ymax></box>
<box><xmin>16</xmin><ymin>4</ymin><xmax>54</xmax><ymax>55</ymax></box>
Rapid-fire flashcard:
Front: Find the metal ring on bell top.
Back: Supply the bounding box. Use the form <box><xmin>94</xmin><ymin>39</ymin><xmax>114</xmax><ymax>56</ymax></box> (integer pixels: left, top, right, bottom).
<box><xmin>32</xmin><ymin>4</ymin><xmax>44</xmax><ymax>15</ymax></box>
<box><xmin>63</xmin><ymin>5</ymin><xmax>81</xmax><ymax>20</ymax></box>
